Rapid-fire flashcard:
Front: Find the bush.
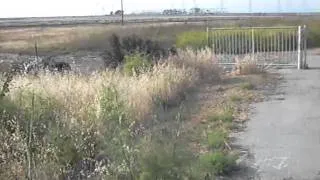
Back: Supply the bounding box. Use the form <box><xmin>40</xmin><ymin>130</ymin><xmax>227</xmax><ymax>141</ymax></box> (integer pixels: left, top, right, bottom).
<box><xmin>138</xmin><ymin>140</ymin><xmax>194</xmax><ymax>180</ymax></box>
<box><xmin>123</xmin><ymin>53</ymin><xmax>152</xmax><ymax>76</ymax></box>
<box><xmin>102</xmin><ymin>34</ymin><xmax>125</xmax><ymax>68</ymax></box>
<box><xmin>229</xmin><ymin>94</ymin><xmax>242</xmax><ymax>102</ymax></box>
<box><xmin>233</xmin><ymin>56</ymin><xmax>265</xmax><ymax>75</ymax></box>
<box><xmin>168</xmin><ymin>48</ymin><xmax>221</xmax><ymax>81</ymax></box>
<box><xmin>208</xmin><ymin>107</ymin><xmax>234</xmax><ymax>123</ymax></box>
<box><xmin>199</xmin><ymin>151</ymin><xmax>237</xmax><ymax>176</ymax></box>
<box><xmin>103</xmin><ymin>34</ymin><xmax>169</xmax><ymax>69</ymax></box>
<box><xmin>122</xmin><ymin>34</ymin><xmax>167</xmax><ymax>60</ymax></box>
<box><xmin>240</xmin><ymin>82</ymin><xmax>254</xmax><ymax>90</ymax></box>
<box><xmin>207</xmin><ymin>130</ymin><xmax>228</xmax><ymax>150</ymax></box>
<box><xmin>307</xmin><ymin>23</ymin><xmax>320</xmax><ymax>48</ymax></box>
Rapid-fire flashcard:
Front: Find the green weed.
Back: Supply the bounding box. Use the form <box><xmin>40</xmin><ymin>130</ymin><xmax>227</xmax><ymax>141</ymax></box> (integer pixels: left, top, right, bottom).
<box><xmin>207</xmin><ymin>130</ymin><xmax>227</xmax><ymax>150</ymax></box>
<box><xmin>123</xmin><ymin>53</ymin><xmax>152</xmax><ymax>76</ymax></box>
<box><xmin>208</xmin><ymin>107</ymin><xmax>234</xmax><ymax>123</ymax></box>
<box><xmin>199</xmin><ymin>151</ymin><xmax>237</xmax><ymax>176</ymax></box>
<box><xmin>240</xmin><ymin>82</ymin><xmax>255</xmax><ymax>90</ymax></box>
<box><xmin>229</xmin><ymin>94</ymin><xmax>243</xmax><ymax>102</ymax></box>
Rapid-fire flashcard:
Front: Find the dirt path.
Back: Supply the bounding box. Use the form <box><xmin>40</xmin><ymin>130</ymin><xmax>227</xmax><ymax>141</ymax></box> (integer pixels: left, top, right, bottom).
<box><xmin>234</xmin><ymin>53</ymin><xmax>320</xmax><ymax>180</ymax></box>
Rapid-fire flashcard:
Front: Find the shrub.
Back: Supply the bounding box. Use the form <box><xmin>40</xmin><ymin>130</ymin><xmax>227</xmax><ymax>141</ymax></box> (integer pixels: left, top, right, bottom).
<box><xmin>137</xmin><ymin>113</ymin><xmax>195</xmax><ymax>180</ymax></box>
<box><xmin>229</xmin><ymin>94</ymin><xmax>242</xmax><ymax>102</ymax></box>
<box><xmin>199</xmin><ymin>151</ymin><xmax>237</xmax><ymax>176</ymax></box>
<box><xmin>103</xmin><ymin>34</ymin><xmax>169</xmax><ymax>69</ymax></box>
<box><xmin>233</xmin><ymin>56</ymin><xmax>265</xmax><ymax>75</ymax></box>
<box><xmin>0</xmin><ymin>72</ymin><xmax>13</xmax><ymax>98</ymax></box>
<box><xmin>123</xmin><ymin>53</ymin><xmax>152</xmax><ymax>76</ymax></box>
<box><xmin>168</xmin><ymin>48</ymin><xmax>221</xmax><ymax>81</ymax></box>
<box><xmin>240</xmin><ymin>82</ymin><xmax>254</xmax><ymax>90</ymax></box>
<box><xmin>207</xmin><ymin>130</ymin><xmax>227</xmax><ymax>150</ymax></box>
<box><xmin>138</xmin><ymin>140</ymin><xmax>194</xmax><ymax>180</ymax></box>
<box><xmin>307</xmin><ymin>23</ymin><xmax>320</xmax><ymax>48</ymax></box>
<box><xmin>102</xmin><ymin>34</ymin><xmax>124</xmax><ymax>68</ymax></box>
<box><xmin>122</xmin><ymin>34</ymin><xmax>167</xmax><ymax>60</ymax></box>
<box><xmin>208</xmin><ymin>107</ymin><xmax>234</xmax><ymax>123</ymax></box>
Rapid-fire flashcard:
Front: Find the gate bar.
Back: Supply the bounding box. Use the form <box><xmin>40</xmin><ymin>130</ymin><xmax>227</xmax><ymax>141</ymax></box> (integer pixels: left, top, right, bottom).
<box><xmin>208</xmin><ymin>26</ymin><xmax>298</xmax><ymax>30</ymax></box>
<box><xmin>297</xmin><ymin>25</ymin><xmax>301</xmax><ymax>70</ymax></box>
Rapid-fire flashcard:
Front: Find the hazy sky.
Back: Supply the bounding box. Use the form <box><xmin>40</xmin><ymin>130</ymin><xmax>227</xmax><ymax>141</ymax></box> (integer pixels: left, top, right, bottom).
<box><xmin>0</xmin><ymin>0</ymin><xmax>319</xmax><ymax>18</ymax></box>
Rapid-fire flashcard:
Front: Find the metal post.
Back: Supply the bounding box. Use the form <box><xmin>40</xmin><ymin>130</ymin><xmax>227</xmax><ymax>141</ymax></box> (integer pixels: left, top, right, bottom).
<box><xmin>303</xmin><ymin>25</ymin><xmax>307</xmax><ymax>69</ymax></box>
<box><xmin>297</xmin><ymin>25</ymin><xmax>301</xmax><ymax>70</ymax></box>
<box><xmin>251</xmin><ymin>28</ymin><xmax>255</xmax><ymax>61</ymax></box>
<box><xmin>206</xmin><ymin>26</ymin><xmax>209</xmax><ymax>46</ymax></box>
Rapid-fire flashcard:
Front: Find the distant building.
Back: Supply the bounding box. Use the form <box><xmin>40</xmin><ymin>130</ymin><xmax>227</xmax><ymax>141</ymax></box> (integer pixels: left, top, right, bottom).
<box><xmin>162</xmin><ymin>9</ymin><xmax>186</xmax><ymax>15</ymax></box>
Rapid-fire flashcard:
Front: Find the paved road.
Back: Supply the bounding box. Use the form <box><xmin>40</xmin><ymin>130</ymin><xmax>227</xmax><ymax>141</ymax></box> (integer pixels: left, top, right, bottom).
<box><xmin>235</xmin><ymin>53</ymin><xmax>320</xmax><ymax>180</ymax></box>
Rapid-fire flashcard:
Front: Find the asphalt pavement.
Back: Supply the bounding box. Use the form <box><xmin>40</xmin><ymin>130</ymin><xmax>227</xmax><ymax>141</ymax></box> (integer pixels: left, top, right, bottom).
<box><xmin>235</xmin><ymin>52</ymin><xmax>320</xmax><ymax>180</ymax></box>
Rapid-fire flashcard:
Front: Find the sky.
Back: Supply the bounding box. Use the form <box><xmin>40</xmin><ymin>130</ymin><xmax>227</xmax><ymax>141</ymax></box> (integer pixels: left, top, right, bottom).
<box><xmin>0</xmin><ymin>0</ymin><xmax>319</xmax><ymax>18</ymax></box>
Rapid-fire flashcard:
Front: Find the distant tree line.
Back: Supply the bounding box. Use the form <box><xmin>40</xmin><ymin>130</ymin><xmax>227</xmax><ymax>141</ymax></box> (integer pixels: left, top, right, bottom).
<box><xmin>110</xmin><ymin>10</ymin><xmax>124</xmax><ymax>16</ymax></box>
<box><xmin>162</xmin><ymin>8</ymin><xmax>224</xmax><ymax>15</ymax></box>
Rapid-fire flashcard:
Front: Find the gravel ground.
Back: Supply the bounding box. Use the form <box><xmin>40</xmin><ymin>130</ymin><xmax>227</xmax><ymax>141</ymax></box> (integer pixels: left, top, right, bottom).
<box><xmin>0</xmin><ymin>51</ymin><xmax>105</xmax><ymax>74</ymax></box>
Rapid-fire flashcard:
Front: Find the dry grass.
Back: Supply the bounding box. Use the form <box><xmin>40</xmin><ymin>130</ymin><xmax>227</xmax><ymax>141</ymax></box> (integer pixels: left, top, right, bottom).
<box><xmin>0</xmin><ymin>48</ymin><xmax>272</xmax><ymax>179</ymax></box>
<box><xmin>232</xmin><ymin>55</ymin><xmax>265</xmax><ymax>75</ymax></box>
<box><xmin>168</xmin><ymin>47</ymin><xmax>221</xmax><ymax>81</ymax></box>
<box><xmin>9</xmin><ymin>66</ymin><xmax>195</xmax><ymax>122</ymax></box>
<box><xmin>0</xmin><ymin>22</ymin><xmax>206</xmax><ymax>54</ymax></box>
<box><xmin>1</xmin><ymin>17</ymin><xmax>320</xmax><ymax>54</ymax></box>
<box><xmin>7</xmin><ymin>48</ymin><xmax>218</xmax><ymax>122</ymax></box>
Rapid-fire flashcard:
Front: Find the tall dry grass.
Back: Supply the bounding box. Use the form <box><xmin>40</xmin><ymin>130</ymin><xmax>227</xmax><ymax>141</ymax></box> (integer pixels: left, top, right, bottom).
<box><xmin>0</xmin><ymin>22</ymin><xmax>206</xmax><ymax>54</ymax></box>
<box><xmin>0</xmin><ymin>48</ymin><xmax>221</xmax><ymax>179</ymax></box>
<box><xmin>8</xmin><ymin>48</ymin><xmax>217</xmax><ymax>122</ymax></box>
<box><xmin>232</xmin><ymin>55</ymin><xmax>266</xmax><ymax>75</ymax></box>
<box><xmin>168</xmin><ymin>48</ymin><xmax>221</xmax><ymax>81</ymax></box>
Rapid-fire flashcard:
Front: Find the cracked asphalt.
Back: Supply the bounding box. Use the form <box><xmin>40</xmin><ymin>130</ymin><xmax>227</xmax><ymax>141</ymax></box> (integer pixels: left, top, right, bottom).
<box><xmin>235</xmin><ymin>52</ymin><xmax>320</xmax><ymax>180</ymax></box>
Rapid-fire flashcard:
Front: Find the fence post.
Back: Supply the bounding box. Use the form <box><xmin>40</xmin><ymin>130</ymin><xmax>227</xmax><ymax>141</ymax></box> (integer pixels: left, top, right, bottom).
<box><xmin>206</xmin><ymin>26</ymin><xmax>209</xmax><ymax>47</ymax></box>
<box><xmin>303</xmin><ymin>25</ymin><xmax>307</xmax><ymax>69</ymax></box>
<box><xmin>251</xmin><ymin>28</ymin><xmax>255</xmax><ymax>61</ymax></box>
<box><xmin>297</xmin><ymin>25</ymin><xmax>301</xmax><ymax>70</ymax></box>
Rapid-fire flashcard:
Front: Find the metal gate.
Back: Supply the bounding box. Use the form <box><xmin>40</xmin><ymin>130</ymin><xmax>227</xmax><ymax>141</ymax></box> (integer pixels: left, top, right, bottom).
<box><xmin>206</xmin><ymin>25</ymin><xmax>308</xmax><ymax>69</ymax></box>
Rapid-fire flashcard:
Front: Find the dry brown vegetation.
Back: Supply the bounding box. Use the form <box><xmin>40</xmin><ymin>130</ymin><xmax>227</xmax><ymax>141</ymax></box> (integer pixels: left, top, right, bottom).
<box><xmin>0</xmin><ymin>22</ymin><xmax>206</xmax><ymax>54</ymax></box>
<box><xmin>0</xmin><ymin>42</ymin><xmax>274</xmax><ymax>179</ymax></box>
<box><xmin>1</xmin><ymin>17</ymin><xmax>320</xmax><ymax>55</ymax></box>
<box><xmin>0</xmin><ymin>17</ymin><xmax>286</xmax><ymax>179</ymax></box>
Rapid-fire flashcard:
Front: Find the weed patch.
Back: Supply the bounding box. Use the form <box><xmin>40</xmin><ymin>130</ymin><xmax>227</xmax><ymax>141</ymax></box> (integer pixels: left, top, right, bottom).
<box><xmin>208</xmin><ymin>107</ymin><xmax>234</xmax><ymax>123</ymax></box>
<box><xmin>207</xmin><ymin>130</ymin><xmax>228</xmax><ymax>150</ymax></box>
<box><xmin>199</xmin><ymin>151</ymin><xmax>237</xmax><ymax>176</ymax></box>
<box><xmin>229</xmin><ymin>94</ymin><xmax>243</xmax><ymax>102</ymax></box>
<box><xmin>123</xmin><ymin>53</ymin><xmax>152</xmax><ymax>76</ymax></box>
<box><xmin>240</xmin><ymin>82</ymin><xmax>255</xmax><ymax>90</ymax></box>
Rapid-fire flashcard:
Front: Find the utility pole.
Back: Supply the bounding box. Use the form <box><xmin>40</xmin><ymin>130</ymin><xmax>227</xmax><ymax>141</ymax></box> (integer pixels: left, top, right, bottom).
<box><xmin>220</xmin><ymin>0</ymin><xmax>224</xmax><ymax>13</ymax></box>
<box><xmin>121</xmin><ymin>0</ymin><xmax>124</xmax><ymax>25</ymax></box>
<box><xmin>278</xmin><ymin>0</ymin><xmax>282</xmax><ymax>13</ymax></box>
<box><xmin>249</xmin><ymin>0</ymin><xmax>252</xmax><ymax>15</ymax></box>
